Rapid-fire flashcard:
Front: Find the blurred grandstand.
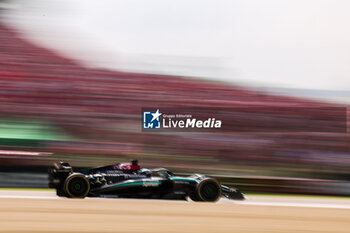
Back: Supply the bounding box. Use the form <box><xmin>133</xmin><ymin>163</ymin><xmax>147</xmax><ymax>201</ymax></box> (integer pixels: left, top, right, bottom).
<box><xmin>0</xmin><ymin>14</ymin><xmax>350</xmax><ymax>194</ymax></box>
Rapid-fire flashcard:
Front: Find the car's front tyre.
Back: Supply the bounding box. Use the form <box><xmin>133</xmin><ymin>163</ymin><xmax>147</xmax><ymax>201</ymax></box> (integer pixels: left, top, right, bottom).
<box><xmin>191</xmin><ymin>178</ymin><xmax>222</xmax><ymax>202</ymax></box>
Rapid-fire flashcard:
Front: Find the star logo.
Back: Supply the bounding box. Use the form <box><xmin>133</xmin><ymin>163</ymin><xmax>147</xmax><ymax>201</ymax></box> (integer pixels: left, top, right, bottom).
<box><xmin>143</xmin><ymin>109</ymin><xmax>162</xmax><ymax>129</ymax></box>
<box><xmin>151</xmin><ymin>109</ymin><xmax>162</xmax><ymax>122</ymax></box>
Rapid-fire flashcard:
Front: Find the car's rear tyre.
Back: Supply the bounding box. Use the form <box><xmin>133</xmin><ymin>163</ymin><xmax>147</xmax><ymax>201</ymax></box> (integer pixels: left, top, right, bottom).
<box><xmin>189</xmin><ymin>192</ymin><xmax>200</xmax><ymax>201</ymax></box>
<box><xmin>56</xmin><ymin>188</ymin><xmax>66</xmax><ymax>197</ymax></box>
<box><xmin>194</xmin><ymin>178</ymin><xmax>222</xmax><ymax>202</ymax></box>
<box><xmin>64</xmin><ymin>173</ymin><xmax>90</xmax><ymax>198</ymax></box>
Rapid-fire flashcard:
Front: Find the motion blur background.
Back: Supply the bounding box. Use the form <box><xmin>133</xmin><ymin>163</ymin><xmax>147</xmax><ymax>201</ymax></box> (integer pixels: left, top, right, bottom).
<box><xmin>0</xmin><ymin>0</ymin><xmax>350</xmax><ymax>195</ymax></box>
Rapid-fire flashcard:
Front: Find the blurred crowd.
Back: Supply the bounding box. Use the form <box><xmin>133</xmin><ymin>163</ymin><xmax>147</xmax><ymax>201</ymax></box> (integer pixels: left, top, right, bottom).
<box><xmin>0</xmin><ymin>21</ymin><xmax>350</xmax><ymax>180</ymax></box>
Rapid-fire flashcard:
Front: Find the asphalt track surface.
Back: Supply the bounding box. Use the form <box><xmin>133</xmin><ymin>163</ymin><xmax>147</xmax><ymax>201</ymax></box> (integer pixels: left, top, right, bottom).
<box><xmin>0</xmin><ymin>191</ymin><xmax>349</xmax><ymax>233</ymax></box>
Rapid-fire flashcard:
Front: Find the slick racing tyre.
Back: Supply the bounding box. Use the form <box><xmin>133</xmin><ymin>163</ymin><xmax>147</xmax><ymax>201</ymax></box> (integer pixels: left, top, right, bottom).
<box><xmin>194</xmin><ymin>178</ymin><xmax>222</xmax><ymax>202</ymax></box>
<box><xmin>56</xmin><ymin>188</ymin><xmax>66</xmax><ymax>197</ymax></box>
<box><xmin>64</xmin><ymin>173</ymin><xmax>90</xmax><ymax>198</ymax></box>
<box><xmin>189</xmin><ymin>192</ymin><xmax>200</xmax><ymax>201</ymax></box>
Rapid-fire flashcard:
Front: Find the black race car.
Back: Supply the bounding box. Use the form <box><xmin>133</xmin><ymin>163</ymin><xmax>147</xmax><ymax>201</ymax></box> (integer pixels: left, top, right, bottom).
<box><xmin>49</xmin><ymin>160</ymin><xmax>245</xmax><ymax>202</ymax></box>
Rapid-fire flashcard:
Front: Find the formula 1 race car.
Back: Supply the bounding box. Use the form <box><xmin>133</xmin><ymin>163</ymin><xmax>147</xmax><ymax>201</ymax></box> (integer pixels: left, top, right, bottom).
<box><xmin>48</xmin><ymin>160</ymin><xmax>245</xmax><ymax>202</ymax></box>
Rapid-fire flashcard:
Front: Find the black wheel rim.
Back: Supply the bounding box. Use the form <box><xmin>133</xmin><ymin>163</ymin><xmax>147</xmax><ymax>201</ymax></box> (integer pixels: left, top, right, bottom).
<box><xmin>201</xmin><ymin>182</ymin><xmax>219</xmax><ymax>201</ymax></box>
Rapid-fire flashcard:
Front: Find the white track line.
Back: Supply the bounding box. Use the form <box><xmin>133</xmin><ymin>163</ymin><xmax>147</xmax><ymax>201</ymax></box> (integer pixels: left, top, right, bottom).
<box><xmin>0</xmin><ymin>193</ymin><xmax>349</xmax><ymax>209</ymax></box>
<box><xmin>0</xmin><ymin>195</ymin><xmax>57</xmax><ymax>199</ymax></box>
<box><xmin>234</xmin><ymin>201</ymin><xmax>350</xmax><ymax>209</ymax></box>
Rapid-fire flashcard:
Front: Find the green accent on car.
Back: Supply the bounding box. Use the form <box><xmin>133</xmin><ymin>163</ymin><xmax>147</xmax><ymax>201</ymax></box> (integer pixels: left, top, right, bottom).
<box><xmin>74</xmin><ymin>183</ymin><xmax>81</xmax><ymax>190</ymax></box>
<box><xmin>170</xmin><ymin>177</ymin><xmax>199</xmax><ymax>183</ymax></box>
<box><xmin>203</xmin><ymin>185</ymin><xmax>214</xmax><ymax>196</ymax></box>
<box><xmin>221</xmin><ymin>185</ymin><xmax>230</xmax><ymax>191</ymax></box>
<box><xmin>107</xmin><ymin>181</ymin><xmax>161</xmax><ymax>189</ymax></box>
